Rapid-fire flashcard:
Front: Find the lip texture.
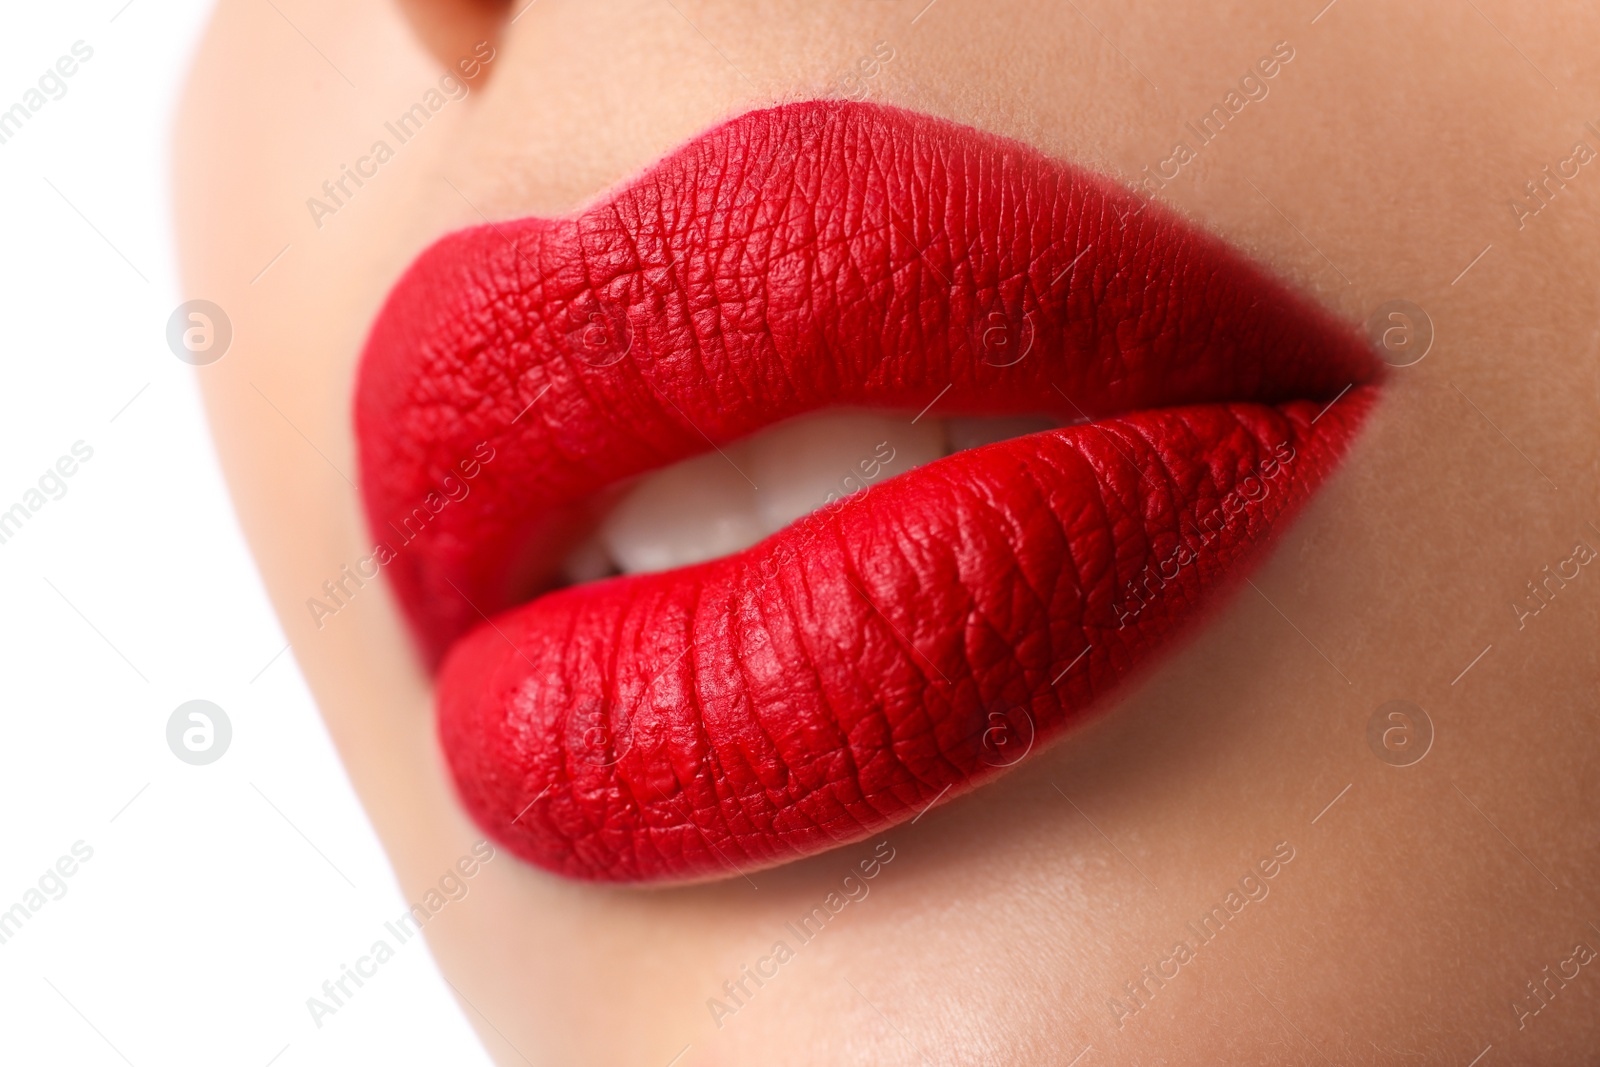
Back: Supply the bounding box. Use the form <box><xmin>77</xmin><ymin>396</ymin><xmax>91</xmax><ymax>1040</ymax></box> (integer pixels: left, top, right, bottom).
<box><xmin>355</xmin><ymin>100</ymin><xmax>1377</xmax><ymax>883</ymax></box>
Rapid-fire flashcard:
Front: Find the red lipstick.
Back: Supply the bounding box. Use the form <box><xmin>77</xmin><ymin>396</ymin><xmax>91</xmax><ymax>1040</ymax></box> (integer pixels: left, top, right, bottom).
<box><xmin>355</xmin><ymin>101</ymin><xmax>1376</xmax><ymax>883</ymax></box>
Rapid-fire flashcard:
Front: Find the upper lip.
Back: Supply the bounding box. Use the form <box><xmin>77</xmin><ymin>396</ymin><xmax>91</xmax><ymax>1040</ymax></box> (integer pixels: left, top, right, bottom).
<box><xmin>355</xmin><ymin>100</ymin><xmax>1377</xmax><ymax>883</ymax></box>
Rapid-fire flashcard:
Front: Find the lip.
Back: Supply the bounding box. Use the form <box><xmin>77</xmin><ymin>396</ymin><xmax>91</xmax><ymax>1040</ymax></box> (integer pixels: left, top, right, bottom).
<box><xmin>355</xmin><ymin>100</ymin><xmax>1377</xmax><ymax>883</ymax></box>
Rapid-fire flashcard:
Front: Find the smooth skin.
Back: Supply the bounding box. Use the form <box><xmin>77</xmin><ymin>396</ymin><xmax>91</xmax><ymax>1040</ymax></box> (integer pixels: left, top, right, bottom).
<box><xmin>175</xmin><ymin>2</ymin><xmax>1600</xmax><ymax>1063</ymax></box>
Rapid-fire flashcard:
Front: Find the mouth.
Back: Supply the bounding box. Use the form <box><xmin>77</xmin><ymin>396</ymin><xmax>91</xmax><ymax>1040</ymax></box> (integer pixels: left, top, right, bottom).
<box><xmin>355</xmin><ymin>100</ymin><xmax>1377</xmax><ymax>884</ymax></box>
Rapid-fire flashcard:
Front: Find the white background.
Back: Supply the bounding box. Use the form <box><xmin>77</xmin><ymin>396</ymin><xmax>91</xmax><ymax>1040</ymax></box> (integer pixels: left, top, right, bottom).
<box><xmin>0</xmin><ymin>4</ymin><xmax>491</xmax><ymax>1064</ymax></box>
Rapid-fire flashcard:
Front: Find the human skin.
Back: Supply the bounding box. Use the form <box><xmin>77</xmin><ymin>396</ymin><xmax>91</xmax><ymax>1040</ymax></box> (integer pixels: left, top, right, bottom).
<box><xmin>174</xmin><ymin>1</ymin><xmax>1599</xmax><ymax>1063</ymax></box>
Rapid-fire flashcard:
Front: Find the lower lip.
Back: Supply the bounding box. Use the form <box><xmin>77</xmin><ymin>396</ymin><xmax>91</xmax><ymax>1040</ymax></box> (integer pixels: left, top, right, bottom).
<box><xmin>438</xmin><ymin>390</ymin><xmax>1373</xmax><ymax>883</ymax></box>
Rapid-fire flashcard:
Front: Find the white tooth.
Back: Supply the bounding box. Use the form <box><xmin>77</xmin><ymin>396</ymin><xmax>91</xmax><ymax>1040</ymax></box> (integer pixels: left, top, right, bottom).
<box><xmin>747</xmin><ymin>412</ymin><xmax>946</xmax><ymax>535</ymax></box>
<box><xmin>598</xmin><ymin>446</ymin><xmax>764</xmax><ymax>574</ymax></box>
<box><xmin>592</xmin><ymin>411</ymin><xmax>973</xmax><ymax>579</ymax></box>
<box><xmin>945</xmin><ymin>415</ymin><xmax>1063</xmax><ymax>453</ymax></box>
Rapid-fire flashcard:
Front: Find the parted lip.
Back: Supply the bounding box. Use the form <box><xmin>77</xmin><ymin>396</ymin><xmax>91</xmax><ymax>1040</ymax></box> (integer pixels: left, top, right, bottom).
<box><xmin>355</xmin><ymin>100</ymin><xmax>1377</xmax><ymax>883</ymax></box>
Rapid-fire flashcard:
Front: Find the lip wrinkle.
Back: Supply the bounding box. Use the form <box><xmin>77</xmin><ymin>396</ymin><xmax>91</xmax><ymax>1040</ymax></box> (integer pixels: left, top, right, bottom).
<box><xmin>357</xmin><ymin>100</ymin><xmax>1377</xmax><ymax>882</ymax></box>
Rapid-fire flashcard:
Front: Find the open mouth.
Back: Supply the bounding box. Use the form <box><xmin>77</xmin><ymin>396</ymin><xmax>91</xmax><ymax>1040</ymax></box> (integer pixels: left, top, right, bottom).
<box><xmin>354</xmin><ymin>100</ymin><xmax>1377</xmax><ymax>884</ymax></box>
